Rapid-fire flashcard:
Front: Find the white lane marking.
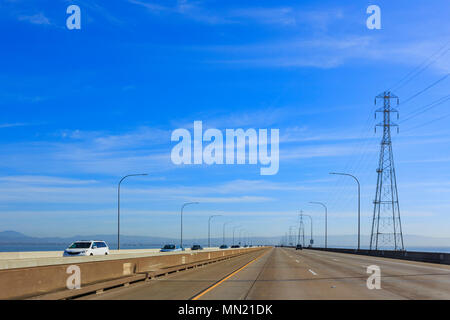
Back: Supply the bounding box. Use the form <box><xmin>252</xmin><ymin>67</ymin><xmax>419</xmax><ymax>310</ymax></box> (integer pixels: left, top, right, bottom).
<box><xmin>332</xmin><ymin>259</ymin><xmax>339</xmax><ymax>261</ymax></box>
<box><xmin>309</xmin><ymin>269</ymin><xmax>317</xmax><ymax>276</ymax></box>
<box><xmin>322</xmin><ymin>252</ymin><xmax>450</xmax><ymax>273</ymax></box>
<box><xmin>295</xmin><ymin>259</ymin><xmax>300</xmax><ymax>263</ymax></box>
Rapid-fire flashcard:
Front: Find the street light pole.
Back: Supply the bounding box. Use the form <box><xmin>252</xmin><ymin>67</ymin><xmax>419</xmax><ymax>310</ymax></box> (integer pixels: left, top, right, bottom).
<box><xmin>330</xmin><ymin>172</ymin><xmax>361</xmax><ymax>250</ymax></box>
<box><xmin>289</xmin><ymin>225</ymin><xmax>296</xmax><ymax>246</ymax></box>
<box><xmin>117</xmin><ymin>173</ymin><xmax>148</xmax><ymax>250</ymax></box>
<box><xmin>238</xmin><ymin>229</ymin><xmax>246</xmax><ymax>246</ymax></box>
<box><xmin>223</xmin><ymin>221</ymin><xmax>232</xmax><ymax>245</ymax></box>
<box><xmin>180</xmin><ymin>202</ymin><xmax>199</xmax><ymax>249</ymax></box>
<box><xmin>300</xmin><ymin>212</ymin><xmax>314</xmax><ymax>247</ymax></box>
<box><xmin>309</xmin><ymin>202</ymin><xmax>328</xmax><ymax>248</ymax></box>
<box><xmin>232</xmin><ymin>226</ymin><xmax>241</xmax><ymax>246</ymax></box>
<box><xmin>208</xmin><ymin>215</ymin><xmax>222</xmax><ymax>248</ymax></box>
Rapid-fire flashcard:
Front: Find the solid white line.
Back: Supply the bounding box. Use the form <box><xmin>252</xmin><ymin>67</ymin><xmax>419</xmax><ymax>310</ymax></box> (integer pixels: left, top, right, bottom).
<box><xmin>322</xmin><ymin>251</ymin><xmax>450</xmax><ymax>272</ymax></box>
<box><xmin>309</xmin><ymin>269</ymin><xmax>317</xmax><ymax>276</ymax></box>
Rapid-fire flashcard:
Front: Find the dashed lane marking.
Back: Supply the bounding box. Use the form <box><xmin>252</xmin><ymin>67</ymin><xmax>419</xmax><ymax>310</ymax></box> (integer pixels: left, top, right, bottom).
<box><xmin>309</xmin><ymin>269</ymin><xmax>318</xmax><ymax>276</ymax></box>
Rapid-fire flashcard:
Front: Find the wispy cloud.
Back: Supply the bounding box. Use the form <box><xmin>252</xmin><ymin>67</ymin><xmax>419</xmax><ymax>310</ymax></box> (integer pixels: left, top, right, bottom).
<box><xmin>18</xmin><ymin>13</ymin><xmax>51</xmax><ymax>25</ymax></box>
<box><xmin>0</xmin><ymin>175</ymin><xmax>98</xmax><ymax>185</ymax></box>
<box><xmin>128</xmin><ymin>0</ymin><xmax>232</xmax><ymax>24</ymax></box>
<box><xmin>128</xmin><ymin>2</ymin><xmax>344</xmax><ymax>28</ymax></box>
<box><xmin>230</xmin><ymin>7</ymin><xmax>344</xmax><ymax>29</ymax></box>
<box><xmin>230</xmin><ymin>7</ymin><xmax>297</xmax><ymax>26</ymax></box>
<box><xmin>0</xmin><ymin>123</ymin><xmax>28</xmax><ymax>129</ymax></box>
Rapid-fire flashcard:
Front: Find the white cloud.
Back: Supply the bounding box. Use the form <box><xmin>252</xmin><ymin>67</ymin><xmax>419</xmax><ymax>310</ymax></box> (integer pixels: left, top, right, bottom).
<box><xmin>0</xmin><ymin>176</ymin><xmax>98</xmax><ymax>185</ymax></box>
<box><xmin>0</xmin><ymin>123</ymin><xmax>27</xmax><ymax>129</ymax></box>
<box><xmin>18</xmin><ymin>13</ymin><xmax>50</xmax><ymax>25</ymax></box>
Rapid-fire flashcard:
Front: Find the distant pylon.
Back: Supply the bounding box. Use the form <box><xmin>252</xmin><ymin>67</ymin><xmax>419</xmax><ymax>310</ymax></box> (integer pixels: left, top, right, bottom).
<box><xmin>297</xmin><ymin>214</ymin><xmax>305</xmax><ymax>247</ymax></box>
<box><xmin>370</xmin><ymin>91</ymin><xmax>405</xmax><ymax>251</ymax></box>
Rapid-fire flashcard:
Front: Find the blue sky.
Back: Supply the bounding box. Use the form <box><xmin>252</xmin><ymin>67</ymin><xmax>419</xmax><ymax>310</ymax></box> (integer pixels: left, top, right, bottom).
<box><xmin>0</xmin><ymin>0</ymin><xmax>449</xmax><ymax>247</ymax></box>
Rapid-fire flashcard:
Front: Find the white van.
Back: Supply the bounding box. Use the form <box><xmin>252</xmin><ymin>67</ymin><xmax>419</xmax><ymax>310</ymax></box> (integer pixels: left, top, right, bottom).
<box><xmin>63</xmin><ymin>240</ymin><xmax>110</xmax><ymax>257</ymax></box>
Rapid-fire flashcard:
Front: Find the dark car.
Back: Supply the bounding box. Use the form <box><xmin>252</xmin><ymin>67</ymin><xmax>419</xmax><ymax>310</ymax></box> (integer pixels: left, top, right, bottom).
<box><xmin>231</xmin><ymin>245</ymin><xmax>240</xmax><ymax>248</ymax></box>
<box><xmin>219</xmin><ymin>244</ymin><xmax>228</xmax><ymax>249</ymax></box>
<box><xmin>160</xmin><ymin>244</ymin><xmax>183</xmax><ymax>252</ymax></box>
<box><xmin>191</xmin><ymin>244</ymin><xmax>203</xmax><ymax>250</ymax></box>
<box><xmin>296</xmin><ymin>244</ymin><xmax>303</xmax><ymax>250</ymax></box>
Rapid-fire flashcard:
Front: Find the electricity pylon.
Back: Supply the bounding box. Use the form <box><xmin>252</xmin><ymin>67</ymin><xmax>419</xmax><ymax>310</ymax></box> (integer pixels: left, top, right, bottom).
<box><xmin>297</xmin><ymin>214</ymin><xmax>305</xmax><ymax>247</ymax></box>
<box><xmin>370</xmin><ymin>91</ymin><xmax>405</xmax><ymax>251</ymax></box>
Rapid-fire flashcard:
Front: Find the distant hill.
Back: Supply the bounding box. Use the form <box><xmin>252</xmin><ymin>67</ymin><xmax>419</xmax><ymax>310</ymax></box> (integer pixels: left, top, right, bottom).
<box><xmin>0</xmin><ymin>230</ymin><xmax>449</xmax><ymax>248</ymax></box>
<box><xmin>0</xmin><ymin>231</ymin><xmax>34</xmax><ymax>240</ymax></box>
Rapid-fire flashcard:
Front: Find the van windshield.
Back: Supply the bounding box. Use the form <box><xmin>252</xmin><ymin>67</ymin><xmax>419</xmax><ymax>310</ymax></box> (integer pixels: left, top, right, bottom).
<box><xmin>69</xmin><ymin>242</ymin><xmax>91</xmax><ymax>249</ymax></box>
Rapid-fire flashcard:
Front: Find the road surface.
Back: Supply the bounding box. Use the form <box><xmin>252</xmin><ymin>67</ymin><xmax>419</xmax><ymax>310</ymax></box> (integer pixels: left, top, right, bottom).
<box><xmin>82</xmin><ymin>247</ymin><xmax>450</xmax><ymax>300</ymax></box>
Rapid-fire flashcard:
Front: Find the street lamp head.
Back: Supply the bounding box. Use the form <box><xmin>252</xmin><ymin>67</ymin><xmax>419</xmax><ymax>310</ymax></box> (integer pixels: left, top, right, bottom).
<box><xmin>131</xmin><ymin>173</ymin><xmax>148</xmax><ymax>177</ymax></box>
<box><xmin>182</xmin><ymin>201</ymin><xmax>199</xmax><ymax>208</ymax></box>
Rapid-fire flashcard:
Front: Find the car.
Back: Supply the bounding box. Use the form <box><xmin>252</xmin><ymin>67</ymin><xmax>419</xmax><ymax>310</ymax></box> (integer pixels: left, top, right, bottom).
<box><xmin>160</xmin><ymin>244</ymin><xmax>184</xmax><ymax>252</ymax></box>
<box><xmin>296</xmin><ymin>244</ymin><xmax>303</xmax><ymax>250</ymax></box>
<box><xmin>219</xmin><ymin>244</ymin><xmax>228</xmax><ymax>249</ymax></box>
<box><xmin>231</xmin><ymin>245</ymin><xmax>240</xmax><ymax>248</ymax></box>
<box><xmin>191</xmin><ymin>244</ymin><xmax>203</xmax><ymax>250</ymax></box>
<box><xmin>63</xmin><ymin>240</ymin><xmax>109</xmax><ymax>257</ymax></box>
<box><xmin>244</xmin><ymin>245</ymin><xmax>248</xmax><ymax>248</ymax></box>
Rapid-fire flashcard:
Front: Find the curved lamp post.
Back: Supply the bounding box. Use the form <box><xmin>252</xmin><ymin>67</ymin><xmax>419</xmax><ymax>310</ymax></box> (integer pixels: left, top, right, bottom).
<box><xmin>300</xmin><ymin>212</ymin><xmax>314</xmax><ymax>247</ymax></box>
<box><xmin>208</xmin><ymin>215</ymin><xmax>222</xmax><ymax>248</ymax></box>
<box><xmin>117</xmin><ymin>173</ymin><xmax>148</xmax><ymax>250</ymax></box>
<box><xmin>309</xmin><ymin>202</ymin><xmax>328</xmax><ymax>248</ymax></box>
<box><xmin>330</xmin><ymin>172</ymin><xmax>361</xmax><ymax>250</ymax></box>
<box><xmin>180</xmin><ymin>202</ymin><xmax>199</xmax><ymax>249</ymax></box>
<box><xmin>222</xmin><ymin>221</ymin><xmax>232</xmax><ymax>246</ymax></box>
<box><xmin>232</xmin><ymin>225</ymin><xmax>241</xmax><ymax>246</ymax></box>
<box><xmin>238</xmin><ymin>228</ymin><xmax>246</xmax><ymax>246</ymax></box>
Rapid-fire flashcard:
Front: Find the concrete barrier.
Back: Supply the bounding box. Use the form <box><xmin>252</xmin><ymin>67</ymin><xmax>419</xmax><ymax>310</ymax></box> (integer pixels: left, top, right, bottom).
<box><xmin>307</xmin><ymin>247</ymin><xmax>450</xmax><ymax>265</ymax></box>
<box><xmin>0</xmin><ymin>247</ymin><xmax>266</xmax><ymax>300</ymax></box>
<box><xmin>0</xmin><ymin>247</ymin><xmax>221</xmax><ymax>260</ymax></box>
<box><xmin>0</xmin><ymin>247</ymin><xmax>221</xmax><ymax>270</ymax></box>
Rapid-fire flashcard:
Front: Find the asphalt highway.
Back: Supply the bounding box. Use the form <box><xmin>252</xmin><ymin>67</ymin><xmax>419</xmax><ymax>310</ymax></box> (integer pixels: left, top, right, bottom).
<box><xmin>82</xmin><ymin>247</ymin><xmax>450</xmax><ymax>300</ymax></box>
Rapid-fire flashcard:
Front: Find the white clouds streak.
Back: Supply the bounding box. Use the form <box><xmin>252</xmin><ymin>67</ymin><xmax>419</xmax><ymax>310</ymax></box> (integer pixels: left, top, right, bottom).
<box><xmin>18</xmin><ymin>13</ymin><xmax>50</xmax><ymax>25</ymax></box>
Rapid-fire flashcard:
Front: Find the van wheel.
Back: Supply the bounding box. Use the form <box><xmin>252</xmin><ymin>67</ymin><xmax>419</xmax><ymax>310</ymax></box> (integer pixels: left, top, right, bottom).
<box><xmin>105</xmin><ymin>252</ymin><xmax>108</xmax><ymax>255</ymax></box>
<box><xmin>90</xmin><ymin>253</ymin><xmax>93</xmax><ymax>256</ymax></box>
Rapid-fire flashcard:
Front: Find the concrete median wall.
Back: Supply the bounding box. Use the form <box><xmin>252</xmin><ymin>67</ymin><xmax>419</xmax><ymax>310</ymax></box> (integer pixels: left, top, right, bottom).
<box><xmin>0</xmin><ymin>247</ymin><xmax>265</xmax><ymax>300</ymax></box>
<box><xmin>307</xmin><ymin>247</ymin><xmax>450</xmax><ymax>265</ymax></box>
<box><xmin>0</xmin><ymin>247</ymin><xmax>222</xmax><ymax>270</ymax></box>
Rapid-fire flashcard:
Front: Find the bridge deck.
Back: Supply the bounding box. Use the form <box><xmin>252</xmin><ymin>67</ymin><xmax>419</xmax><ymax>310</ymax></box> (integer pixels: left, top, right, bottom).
<box><xmin>81</xmin><ymin>247</ymin><xmax>450</xmax><ymax>300</ymax></box>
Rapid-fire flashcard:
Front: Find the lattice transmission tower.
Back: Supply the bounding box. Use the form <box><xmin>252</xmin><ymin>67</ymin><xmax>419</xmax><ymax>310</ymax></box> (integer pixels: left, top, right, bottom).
<box><xmin>370</xmin><ymin>91</ymin><xmax>405</xmax><ymax>251</ymax></box>
<box><xmin>297</xmin><ymin>214</ymin><xmax>305</xmax><ymax>247</ymax></box>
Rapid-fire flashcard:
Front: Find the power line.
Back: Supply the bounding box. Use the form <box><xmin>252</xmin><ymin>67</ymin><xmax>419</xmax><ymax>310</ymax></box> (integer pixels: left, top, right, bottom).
<box><xmin>389</xmin><ymin>41</ymin><xmax>450</xmax><ymax>92</ymax></box>
<box><xmin>401</xmin><ymin>73</ymin><xmax>449</xmax><ymax>106</ymax></box>
<box><xmin>400</xmin><ymin>94</ymin><xmax>450</xmax><ymax>123</ymax></box>
<box><xmin>402</xmin><ymin>111</ymin><xmax>450</xmax><ymax>133</ymax></box>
